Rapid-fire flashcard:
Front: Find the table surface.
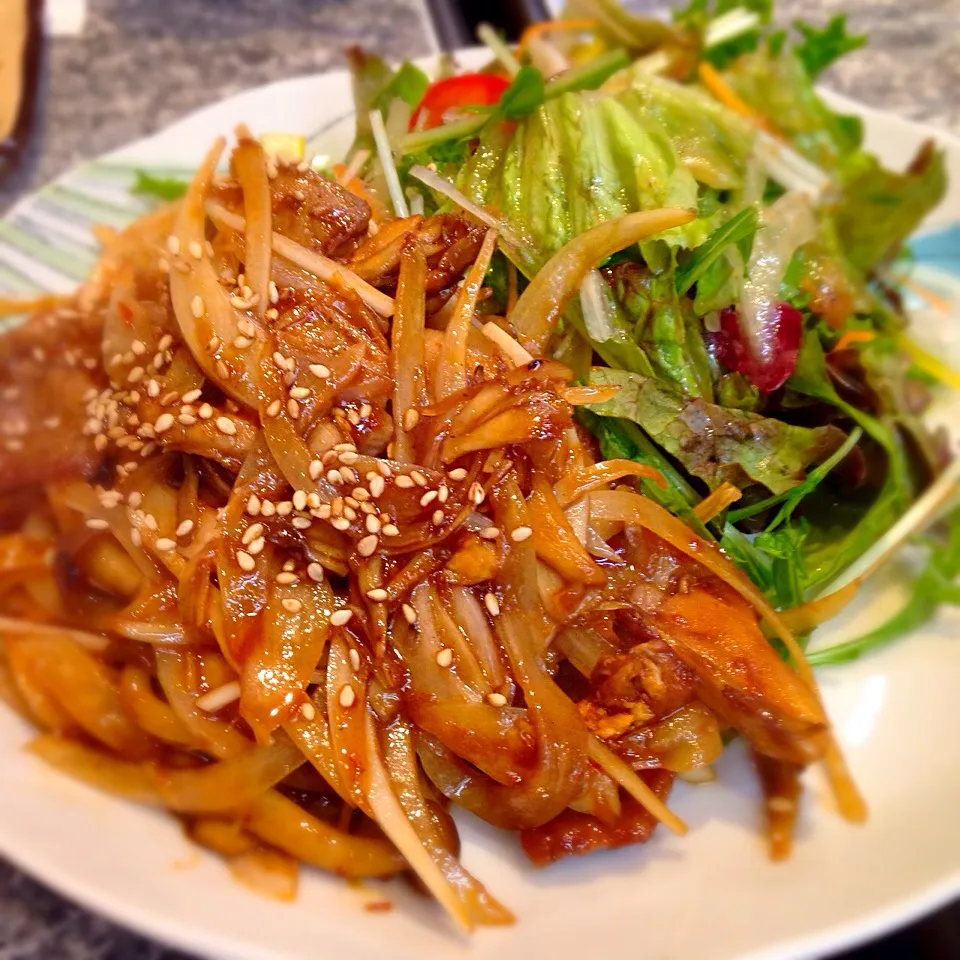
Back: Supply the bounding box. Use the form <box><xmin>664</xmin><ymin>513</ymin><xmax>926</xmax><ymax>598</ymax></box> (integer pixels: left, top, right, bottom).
<box><xmin>1</xmin><ymin>0</ymin><xmax>958</xmax><ymax>958</ymax></box>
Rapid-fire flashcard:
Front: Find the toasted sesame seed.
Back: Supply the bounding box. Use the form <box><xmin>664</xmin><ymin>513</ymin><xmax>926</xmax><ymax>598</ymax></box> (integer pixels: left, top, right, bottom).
<box><xmin>403</xmin><ymin>408</ymin><xmax>419</xmax><ymax>431</ymax></box>
<box><xmin>292</xmin><ymin>516</ymin><xmax>312</xmax><ymax>530</ymax></box>
<box><xmin>248</xmin><ymin>537</ymin><xmax>266</xmax><ymax>556</ymax></box>
<box><xmin>242</xmin><ymin>523</ymin><xmax>264</xmax><ymax>545</ymax></box>
<box><xmin>273</xmin><ymin>352</ymin><xmax>287</xmax><ymax>369</ymax></box>
<box><xmin>266</xmin><ymin>399</ymin><xmax>282</xmax><ymax>418</ymax></box>
<box><xmin>265</xmin><ymin>307</ymin><xmax>279</xmax><ymax>321</ymax></box>
<box><xmin>338</xmin><ymin>450</ymin><xmax>359</xmax><ymax>465</ymax></box>
<box><xmin>182</xmin><ymin>388</ymin><xmax>202</xmax><ymax>404</ymax></box>
<box><xmin>357</xmin><ymin>534</ymin><xmax>379</xmax><ymax>557</ymax></box>
<box><xmin>260</xmin><ymin>500</ymin><xmax>276</xmax><ymax>518</ymax></box>
<box><xmin>511</xmin><ymin>526</ymin><xmax>533</xmax><ymax>542</ymax></box>
<box><xmin>338</xmin><ymin>684</ymin><xmax>356</xmax><ymax>708</ymax></box>
<box><xmin>365</xmin><ymin>514</ymin><xmax>382</xmax><ymax>535</ymax></box>
<box><xmin>331</xmin><ymin>609</ymin><xmax>353</xmax><ymax>627</ymax></box>
<box><xmin>431</xmin><ymin>509</ymin><xmax>444</xmax><ymax>525</ymax></box>
<box><xmin>381</xmin><ymin>523</ymin><xmax>400</xmax><ymax>537</ymax></box>
<box><xmin>340</xmin><ymin>467</ymin><xmax>358</xmax><ymax>484</ymax></box>
<box><xmin>290</xmin><ymin>386</ymin><xmax>311</xmax><ymax>400</ymax></box>
<box><xmin>331</xmin><ymin>517</ymin><xmax>351</xmax><ymax>531</ymax></box>
<box><xmin>215</xmin><ymin>359</ymin><xmax>230</xmax><ymax>380</ymax></box>
<box><xmin>368</xmin><ymin>475</ymin><xmax>385</xmax><ymax>498</ymax></box>
<box><xmin>268</xmin><ymin>280</ymin><xmax>279</xmax><ymax>304</ymax></box>
<box><xmin>307</xmin><ymin>562</ymin><xmax>325</xmax><ymax>582</ymax></box>
<box><xmin>178</xmin><ymin>414</ymin><xmax>198</xmax><ymax>426</ymax></box>
<box><xmin>410</xmin><ymin>470</ymin><xmax>428</xmax><ymax>488</ymax></box>
<box><xmin>85</xmin><ymin>518</ymin><xmax>110</xmax><ymax>531</ymax></box>
<box><xmin>236</xmin><ymin>550</ymin><xmax>256</xmax><ymax>572</ymax></box>
<box><xmin>233</xmin><ymin>336</ymin><xmax>252</xmax><ymax>349</ymax></box>
<box><xmin>300</xmin><ymin>702</ymin><xmax>316</xmax><ymax>720</ymax></box>
<box><xmin>359</xmin><ymin>402</ymin><xmax>372</xmax><ymax>419</ymax></box>
<box><xmin>188</xmin><ymin>240</ymin><xmax>203</xmax><ymax>259</ymax></box>
<box><xmin>487</xmin><ymin>692</ymin><xmax>507</xmax><ymax>707</ymax></box>
<box><xmin>275</xmin><ymin>500</ymin><xmax>293</xmax><ymax>517</ymax></box>
<box><xmin>155</xmin><ymin>537</ymin><xmax>177</xmax><ymax>552</ymax></box>
<box><xmin>480</xmin><ymin>527</ymin><xmax>500</xmax><ymax>540</ymax></box>
<box><xmin>154</xmin><ymin>412</ymin><xmax>175</xmax><ymax>434</ymax></box>
<box><xmin>470</xmin><ymin>482</ymin><xmax>485</xmax><ymax>505</ymax></box>
<box><xmin>420</xmin><ymin>490</ymin><xmax>438</xmax><ymax>507</ymax></box>
<box><xmin>343</xmin><ymin>506</ymin><xmax>358</xmax><ymax>522</ymax></box>
<box><xmin>216</xmin><ymin>417</ymin><xmax>237</xmax><ymax>436</ymax></box>
<box><xmin>436</xmin><ymin>648</ymin><xmax>454</xmax><ymax>668</ymax></box>
<box><xmin>395</xmin><ymin>475</ymin><xmax>414</xmax><ymax>489</ymax></box>
<box><xmin>190</xmin><ymin>295</ymin><xmax>205</xmax><ymax>318</ymax></box>
<box><xmin>306</xmin><ymin>493</ymin><xmax>321</xmax><ymax>509</ymax></box>
<box><xmin>282</xmin><ymin>598</ymin><xmax>302</xmax><ymax>613</ymax></box>
<box><xmin>293</xmin><ymin>490</ymin><xmax>308</xmax><ymax>511</ymax></box>
<box><xmin>366</xmin><ymin>588</ymin><xmax>388</xmax><ymax>602</ymax></box>
<box><xmin>196</xmin><ymin>403</ymin><xmax>212</xmax><ymax>420</ymax></box>
<box><xmin>176</xmin><ymin>520</ymin><xmax>194</xmax><ymax>538</ymax></box>
<box><xmin>127</xmin><ymin>365</ymin><xmax>144</xmax><ymax>383</ymax></box>
<box><xmin>309</xmin><ymin>459</ymin><xmax>323</xmax><ymax>481</ymax></box>
<box><xmin>309</xmin><ymin>363</ymin><xmax>330</xmax><ymax>379</ymax></box>
<box><xmin>283</xmin><ymin>559</ymin><xmax>296</xmax><ymax>572</ymax></box>
<box><xmin>246</xmin><ymin>495</ymin><xmax>261</xmax><ymax>516</ymax></box>
<box><xmin>484</xmin><ymin>592</ymin><xmax>500</xmax><ymax>616</ymax></box>
<box><xmin>352</xmin><ymin>487</ymin><xmax>370</xmax><ymax>502</ymax></box>
<box><xmin>287</xmin><ymin>398</ymin><xmax>300</xmax><ymax>419</ymax></box>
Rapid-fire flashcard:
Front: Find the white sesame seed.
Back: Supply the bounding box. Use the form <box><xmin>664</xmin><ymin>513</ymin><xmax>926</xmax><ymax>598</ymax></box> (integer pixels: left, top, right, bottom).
<box><xmin>340</xmin><ymin>467</ymin><xmax>357</xmax><ymax>484</ymax></box>
<box><xmin>437</xmin><ymin>485</ymin><xmax>449</xmax><ymax>504</ymax></box>
<box><xmin>246</xmin><ymin>495</ymin><xmax>261</xmax><ymax>516</ymax></box>
<box><xmin>282</xmin><ymin>598</ymin><xmax>302</xmax><ymax>613</ymax></box>
<box><xmin>395</xmin><ymin>475</ymin><xmax>414</xmax><ymax>489</ymax></box>
<box><xmin>236</xmin><ymin>550</ymin><xmax>256</xmax><ymax>572</ymax></box>
<box><xmin>287</xmin><ymin>399</ymin><xmax>300</xmax><ymax>419</ymax></box>
<box><xmin>420</xmin><ymin>490</ymin><xmax>438</xmax><ymax>507</ymax></box>
<box><xmin>154</xmin><ymin>412</ymin><xmax>175</xmax><ymax>434</ymax></box>
<box><xmin>436</xmin><ymin>648</ymin><xmax>454</xmax><ymax>668</ymax></box>
<box><xmin>309</xmin><ymin>363</ymin><xmax>330</xmax><ymax>379</ymax></box>
<box><xmin>283</xmin><ymin>559</ymin><xmax>296</xmax><ymax>572</ymax></box>
<box><xmin>85</xmin><ymin>518</ymin><xmax>109</xmax><ymax>531</ymax></box>
<box><xmin>195</xmin><ymin>681</ymin><xmax>241</xmax><ymax>713</ymax></box>
<box><xmin>290</xmin><ymin>386</ymin><xmax>311</xmax><ymax>400</ymax></box>
<box><xmin>401</xmin><ymin>603</ymin><xmax>417</xmax><ymax>625</ymax></box>
<box><xmin>309</xmin><ymin>459</ymin><xmax>323</xmax><ymax>481</ymax></box>
<box><xmin>300</xmin><ymin>702</ymin><xmax>316</xmax><ymax>720</ymax></box>
<box><xmin>237</xmin><ymin>318</ymin><xmax>256</xmax><ymax>337</ymax></box>
<box><xmin>338</xmin><ymin>684</ymin><xmax>356</xmax><ymax>708</ymax></box>
<box><xmin>216</xmin><ymin>417</ymin><xmax>237</xmax><ymax>436</ymax></box>
<box><xmin>326</xmin><ymin>468</ymin><xmax>343</xmax><ymax>485</ymax></box>
<box><xmin>155</xmin><ymin>537</ymin><xmax>177</xmax><ymax>552</ymax></box>
<box><xmin>176</xmin><ymin>519</ymin><xmax>194</xmax><ymax>538</ymax></box>
<box><xmin>181</xmin><ymin>388</ymin><xmax>202</xmax><ymax>405</ymax></box>
<box><xmin>368</xmin><ymin>475</ymin><xmax>385</xmax><ymax>498</ymax></box>
<box><xmin>292</xmin><ymin>516</ymin><xmax>312</xmax><ymax>530</ymax></box>
<box><xmin>431</xmin><ymin>509</ymin><xmax>444</xmax><ymax>525</ymax></box>
<box><xmin>242</xmin><ymin>522</ymin><xmax>264</xmax><ymax>545</ymax></box>
<box><xmin>338</xmin><ymin>450</ymin><xmax>359</xmax><ymax>465</ymax></box>
<box><xmin>266</xmin><ymin>399</ymin><xmax>282</xmax><ymax>418</ymax></box>
<box><xmin>410</xmin><ymin>470</ymin><xmax>428</xmax><ymax>488</ymax></box>
<box><xmin>178</xmin><ymin>414</ymin><xmax>197</xmax><ymax>426</ymax></box>
<box><xmin>191</xmin><ymin>295</ymin><xmax>205</xmax><ymax>319</ymax></box>
<box><xmin>268</xmin><ymin>280</ymin><xmax>279</xmax><ymax>304</ymax></box>
<box><xmin>127</xmin><ymin>365</ymin><xmax>144</xmax><ymax>383</ymax></box>
<box><xmin>480</xmin><ymin>526</ymin><xmax>500</xmax><ymax>540</ymax></box>
<box><xmin>331</xmin><ymin>609</ymin><xmax>353</xmax><ymax>627</ymax></box>
<box><xmin>484</xmin><ymin>592</ymin><xmax>501</xmax><ymax>616</ymax></box>
<box><xmin>360</xmin><ymin>402</ymin><xmax>372</xmax><ymax>419</ymax></box>
<box><xmin>487</xmin><ymin>692</ymin><xmax>507</xmax><ymax>707</ymax></box>
<box><xmin>365</xmin><ymin>514</ymin><xmax>381</xmax><ymax>535</ymax></box>
<box><xmin>276</xmin><ymin>571</ymin><xmax>298</xmax><ymax>586</ymax></box>
<box><xmin>166</xmin><ymin>235</ymin><xmax>181</xmax><ymax>255</ymax></box>
<box><xmin>511</xmin><ymin>526</ymin><xmax>533</xmax><ymax>542</ymax></box>
<box><xmin>331</xmin><ymin>517</ymin><xmax>351</xmax><ymax>531</ymax></box>
<box><xmin>403</xmin><ymin>408</ymin><xmax>419</xmax><ymax>431</ymax></box>
<box><xmin>470</xmin><ymin>482</ymin><xmax>485</xmax><ymax>505</ymax></box>
<box><xmin>188</xmin><ymin>240</ymin><xmax>203</xmax><ymax>259</ymax></box>
<box><xmin>366</xmin><ymin>588</ymin><xmax>388</xmax><ymax>602</ymax></box>
<box><xmin>357</xmin><ymin>534</ymin><xmax>379</xmax><ymax>557</ymax></box>
<box><xmin>307</xmin><ymin>562</ymin><xmax>325</xmax><ymax>582</ymax></box>
<box><xmin>293</xmin><ymin>490</ymin><xmax>308</xmax><ymax>511</ymax></box>
<box><xmin>233</xmin><ymin>336</ymin><xmax>252</xmax><ymax>349</ymax></box>
<box><xmin>381</xmin><ymin>523</ymin><xmax>400</xmax><ymax>537</ymax></box>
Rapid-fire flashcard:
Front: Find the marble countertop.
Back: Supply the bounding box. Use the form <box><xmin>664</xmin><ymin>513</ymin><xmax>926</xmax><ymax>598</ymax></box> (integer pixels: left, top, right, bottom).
<box><xmin>0</xmin><ymin>0</ymin><xmax>958</xmax><ymax>958</ymax></box>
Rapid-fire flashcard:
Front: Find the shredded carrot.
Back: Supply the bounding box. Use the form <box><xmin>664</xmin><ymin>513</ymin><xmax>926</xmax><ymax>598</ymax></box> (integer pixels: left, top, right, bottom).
<box><xmin>693</xmin><ymin>481</ymin><xmax>742</xmax><ymax>523</ymax></box>
<box><xmin>518</xmin><ymin>18</ymin><xmax>598</xmax><ymax>55</ymax></box>
<box><xmin>697</xmin><ymin>62</ymin><xmax>780</xmax><ymax>138</ymax></box>
<box><xmin>831</xmin><ymin>330</ymin><xmax>876</xmax><ymax>353</ymax></box>
<box><xmin>0</xmin><ymin>293</ymin><xmax>70</xmax><ymax>317</ymax></box>
<box><xmin>891</xmin><ymin>273</ymin><xmax>953</xmax><ymax>315</ymax></box>
<box><xmin>897</xmin><ymin>333</ymin><xmax>960</xmax><ymax>391</ymax></box>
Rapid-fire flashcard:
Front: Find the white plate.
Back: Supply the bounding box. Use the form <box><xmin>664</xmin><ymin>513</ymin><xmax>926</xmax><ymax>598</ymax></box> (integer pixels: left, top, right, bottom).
<box><xmin>2</xmin><ymin>50</ymin><xmax>960</xmax><ymax>960</ymax></box>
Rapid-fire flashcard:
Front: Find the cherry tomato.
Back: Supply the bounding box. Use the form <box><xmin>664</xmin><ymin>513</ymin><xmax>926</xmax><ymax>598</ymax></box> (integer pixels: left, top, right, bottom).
<box><xmin>710</xmin><ymin>303</ymin><xmax>804</xmax><ymax>394</ymax></box>
<box><xmin>409</xmin><ymin>73</ymin><xmax>511</xmax><ymax>131</ymax></box>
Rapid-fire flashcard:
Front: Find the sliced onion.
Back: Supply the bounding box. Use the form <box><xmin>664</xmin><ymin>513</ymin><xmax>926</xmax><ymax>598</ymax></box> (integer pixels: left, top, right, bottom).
<box><xmin>510</xmin><ymin>208</ymin><xmax>696</xmax><ymax>351</ymax></box>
